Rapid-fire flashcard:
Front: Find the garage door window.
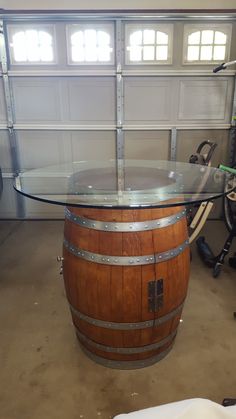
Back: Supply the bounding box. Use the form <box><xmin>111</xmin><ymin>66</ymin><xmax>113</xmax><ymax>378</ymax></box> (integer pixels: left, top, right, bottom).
<box><xmin>67</xmin><ymin>24</ymin><xmax>114</xmax><ymax>64</ymax></box>
<box><xmin>183</xmin><ymin>24</ymin><xmax>232</xmax><ymax>64</ymax></box>
<box><xmin>8</xmin><ymin>25</ymin><xmax>56</xmax><ymax>64</ymax></box>
<box><xmin>125</xmin><ymin>24</ymin><xmax>173</xmax><ymax>64</ymax></box>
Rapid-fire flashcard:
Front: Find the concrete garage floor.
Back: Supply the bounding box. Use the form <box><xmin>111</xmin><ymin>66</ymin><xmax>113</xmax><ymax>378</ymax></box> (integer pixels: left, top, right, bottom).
<box><xmin>0</xmin><ymin>219</ymin><xmax>236</xmax><ymax>419</ymax></box>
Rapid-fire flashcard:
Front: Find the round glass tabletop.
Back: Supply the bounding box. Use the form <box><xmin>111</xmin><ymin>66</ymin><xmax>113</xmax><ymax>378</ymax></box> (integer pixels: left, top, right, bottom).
<box><xmin>14</xmin><ymin>159</ymin><xmax>232</xmax><ymax>209</ymax></box>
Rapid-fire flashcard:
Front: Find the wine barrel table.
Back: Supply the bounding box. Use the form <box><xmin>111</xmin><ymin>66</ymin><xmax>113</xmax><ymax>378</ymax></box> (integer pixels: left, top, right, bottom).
<box><xmin>14</xmin><ymin>160</ymin><xmax>229</xmax><ymax>369</ymax></box>
<box><xmin>62</xmin><ymin>205</ymin><xmax>190</xmax><ymax>369</ymax></box>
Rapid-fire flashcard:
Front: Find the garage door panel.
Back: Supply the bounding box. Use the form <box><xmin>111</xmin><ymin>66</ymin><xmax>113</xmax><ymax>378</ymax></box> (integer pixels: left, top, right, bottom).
<box><xmin>67</xmin><ymin>78</ymin><xmax>115</xmax><ymax>124</ymax></box>
<box><xmin>12</xmin><ymin>78</ymin><xmax>62</xmax><ymax>123</ymax></box>
<box><xmin>124</xmin><ymin>76</ymin><xmax>233</xmax><ymax>127</ymax></box>
<box><xmin>17</xmin><ymin>130</ymin><xmax>72</xmax><ymax>169</ymax></box>
<box><xmin>124</xmin><ymin>78</ymin><xmax>173</xmax><ymax>124</ymax></box>
<box><xmin>16</xmin><ymin>130</ymin><xmax>116</xmax><ymax>170</ymax></box>
<box><xmin>124</xmin><ymin>131</ymin><xmax>170</xmax><ymax>160</ymax></box>
<box><xmin>11</xmin><ymin>77</ymin><xmax>116</xmax><ymax>125</ymax></box>
<box><xmin>178</xmin><ymin>78</ymin><xmax>233</xmax><ymax>122</ymax></box>
<box><xmin>0</xmin><ymin>79</ymin><xmax>7</xmax><ymax>123</ymax></box>
<box><xmin>71</xmin><ymin>131</ymin><xmax>116</xmax><ymax>160</ymax></box>
<box><xmin>0</xmin><ymin>130</ymin><xmax>13</xmax><ymax>171</ymax></box>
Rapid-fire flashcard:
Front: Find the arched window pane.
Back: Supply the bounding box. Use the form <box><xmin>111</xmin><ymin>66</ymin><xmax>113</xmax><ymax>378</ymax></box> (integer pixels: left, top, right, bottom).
<box><xmin>200</xmin><ymin>45</ymin><xmax>213</xmax><ymax>60</ymax></box>
<box><xmin>85</xmin><ymin>47</ymin><xmax>97</xmax><ymax>62</ymax></box>
<box><xmin>213</xmin><ymin>45</ymin><xmax>226</xmax><ymax>60</ymax></box>
<box><xmin>185</xmin><ymin>25</ymin><xmax>230</xmax><ymax>62</ymax></box>
<box><xmin>98</xmin><ymin>46</ymin><xmax>111</xmax><ymax>62</ymax></box>
<box><xmin>201</xmin><ymin>30</ymin><xmax>214</xmax><ymax>44</ymax></box>
<box><xmin>130</xmin><ymin>31</ymin><xmax>142</xmax><ymax>46</ymax></box>
<box><xmin>11</xmin><ymin>28</ymin><xmax>55</xmax><ymax>63</ymax></box>
<box><xmin>126</xmin><ymin>24</ymin><xmax>172</xmax><ymax>64</ymax></box>
<box><xmin>188</xmin><ymin>31</ymin><xmax>200</xmax><ymax>45</ymax></box>
<box><xmin>27</xmin><ymin>47</ymin><xmax>40</xmax><ymax>62</ymax></box>
<box><xmin>72</xmin><ymin>46</ymin><xmax>84</xmax><ymax>62</ymax></box>
<box><xmin>143</xmin><ymin>29</ymin><xmax>155</xmax><ymax>45</ymax></box>
<box><xmin>69</xmin><ymin>27</ymin><xmax>113</xmax><ymax>63</ymax></box>
<box><xmin>84</xmin><ymin>30</ymin><xmax>97</xmax><ymax>47</ymax></box>
<box><xmin>214</xmin><ymin>31</ymin><xmax>227</xmax><ymax>44</ymax></box>
<box><xmin>71</xmin><ymin>31</ymin><xmax>84</xmax><ymax>46</ymax></box>
<box><xmin>25</xmin><ymin>30</ymin><xmax>38</xmax><ymax>46</ymax></box>
<box><xmin>187</xmin><ymin>46</ymin><xmax>199</xmax><ymax>61</ymax></box>
<box><xmin>129</xmin><ymin>46</ymin><xmax>142</xmax><ymax>61</ymax></box>
<box><xmin>143</xmin><ymin>46</ymin><xmax>155</xmax><ymax>60</ymax></box>
<box><xmin>156</xmin><ymin>31</ymin><xmax>168</xmax><ymax>45</ymax></box>
<box><xmin>156</xmin><ymin>45</ymin><xmax>168</xmax><ymax>60</ymax></box>
<box><xmin>13</xmin><ymin>31</ymin><xmax>25</xmax><ymax>45</ymax></box>
<box><xmin>97</xmin><ymin>31</ymin><xmax>110</xmax><ymax>45</ymax></box>
<box><xmin>40</xmin><ymin>46</ymin><xmax>53</xmax><ymax>61</ymax></box>
<box><xmin>38</xmin><ymin>31</ymin><xmax>52</xmax><ymax>45</ymax></box>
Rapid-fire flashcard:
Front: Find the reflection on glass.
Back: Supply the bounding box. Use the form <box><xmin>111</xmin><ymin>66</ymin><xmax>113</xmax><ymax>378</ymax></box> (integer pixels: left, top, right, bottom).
<box><xmin>14</xmin><ymin>160</ymin><xmax>231</xmax><ymax>209</ymax></box>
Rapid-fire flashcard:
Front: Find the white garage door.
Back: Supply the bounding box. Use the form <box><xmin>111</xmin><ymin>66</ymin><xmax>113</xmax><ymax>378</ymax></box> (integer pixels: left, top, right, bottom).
<box><xmin>0</xmin><ymin>16</ymin><xmax>235</xmax><ymax>218</ymax></box>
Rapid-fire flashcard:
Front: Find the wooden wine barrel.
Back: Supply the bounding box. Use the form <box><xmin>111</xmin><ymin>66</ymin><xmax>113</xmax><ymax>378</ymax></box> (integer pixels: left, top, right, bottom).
<box><xmin>62</xmin><ymin>205</ymin><xmax>190</xmax><ymax>369</ymax></box>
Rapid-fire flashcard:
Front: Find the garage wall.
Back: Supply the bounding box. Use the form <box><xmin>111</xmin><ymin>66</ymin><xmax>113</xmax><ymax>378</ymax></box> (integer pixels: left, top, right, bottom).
<box><xmin>0</xmin><ymin>15</ymin><xmax>235</xmax><ymax>219</ymax></box>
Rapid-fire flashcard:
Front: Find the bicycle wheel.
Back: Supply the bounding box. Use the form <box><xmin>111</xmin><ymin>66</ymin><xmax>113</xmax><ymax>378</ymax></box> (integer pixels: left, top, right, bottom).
<box><xmin>223</xmin><ymin>168</ymin><xmax>236</xmax><ymax>232</ymax></box>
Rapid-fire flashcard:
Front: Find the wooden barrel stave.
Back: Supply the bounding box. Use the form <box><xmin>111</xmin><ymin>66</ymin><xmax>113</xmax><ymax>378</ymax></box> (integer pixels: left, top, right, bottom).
<box><xmin>71</xmin><ymin>312</ymin><xmax>182</xmax><ymax>347</ymax></box>
<box><xmin>77</xmin><ymin>334</ymin><xmax>176</xmax><ymax>363</ymax></box>
<box><xmin>64</xmin><ymin>252</ymin><xmax>188</xmax><ymax>322</ymax></box>
<box><xmin>63</xmin><ymin>205</ymin><xmax>190</xmax><ymax>368</ymax></box>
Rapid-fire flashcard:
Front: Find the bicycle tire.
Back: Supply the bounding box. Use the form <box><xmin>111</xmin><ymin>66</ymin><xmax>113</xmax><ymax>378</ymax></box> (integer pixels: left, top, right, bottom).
<box><xmin>223</xmin><ymin>167</ymin><xmax>236</xmax><ymax>232</ymax></box>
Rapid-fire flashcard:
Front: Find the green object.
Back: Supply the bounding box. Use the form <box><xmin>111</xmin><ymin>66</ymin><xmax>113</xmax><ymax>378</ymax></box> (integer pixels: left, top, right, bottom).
<box><xmin>219</xmin><ymin>164</ymin><xmax>236</xmax><ymax>175</ymax></box>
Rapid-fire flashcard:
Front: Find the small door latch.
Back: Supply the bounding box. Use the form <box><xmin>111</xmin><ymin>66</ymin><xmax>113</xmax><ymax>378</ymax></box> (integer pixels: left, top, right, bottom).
<box><xmin>148</xmin><ymin>279</ymin><xmax>164</xmax><ymax>312</ymax></box>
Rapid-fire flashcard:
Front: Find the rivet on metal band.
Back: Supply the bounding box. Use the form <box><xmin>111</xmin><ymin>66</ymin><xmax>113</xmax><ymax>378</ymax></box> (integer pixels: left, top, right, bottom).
<box><xmin>76</xmin><ymin>327</ymin><xmax>177</xmax><ymax>354</ymax></box>
<box><xmin>80</xmin><ymin>342</ymin><xmax>174</xmax><ymax>369</ymax></box>
<box><xmin>65</xmin><ymin>208</ymin><xmax>186</xmax><ymax>232</ymax></box>
<box><xmin>63</xmin><ymin>239</ymin><xmax>189</xmax><ymax>266</ymax></box>
<box><xmin>69</xmin><ymin>300</ymin><xmax>185</xmax><ymax>330</ymax></box>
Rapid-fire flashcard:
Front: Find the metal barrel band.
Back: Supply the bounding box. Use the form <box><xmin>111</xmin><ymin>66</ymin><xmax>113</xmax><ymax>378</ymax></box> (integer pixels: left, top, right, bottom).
<box><xmin>65</xmin><ymin>207</ymin><xmax>186</xmax><ymax>232</ymax></box>
<box><xmin>80</xmin><ymin>342</ymin><xmax>174</xmax><ymax>369</ymax></box>
<box><xmin>69</xmin><ymin>300</ymin><xmax>185</xmax><ymax>330</ymax></box>
<box><xmin>75</xmin><ymin>327</ymin><xmax>177</xmax><ymax>354</ymax></box>
<box><xmin>64</xmin><ymin>238</ymin><xmax>189</xmax><ymax>266</ymax></box>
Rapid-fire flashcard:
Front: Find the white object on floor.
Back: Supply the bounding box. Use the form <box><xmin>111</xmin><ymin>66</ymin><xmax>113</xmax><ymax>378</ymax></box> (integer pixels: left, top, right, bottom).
<box><xmin>114</xmin><ymin>398</ymin><xmax>236</xmax><ymax>418</ymax></box>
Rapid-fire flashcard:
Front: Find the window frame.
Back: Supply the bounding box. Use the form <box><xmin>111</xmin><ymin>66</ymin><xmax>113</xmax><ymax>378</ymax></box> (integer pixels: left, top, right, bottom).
<box><xmin>66</xmin><ymin>22</ymin><xmax>115</xmax><ymax>66</ymax></box>
<box><xmin>7</xmin><ymin>24</ymin><xmax>57</xmax><ymax>65</ymax></box>
<box><xmin>125</xmin><ymin>23</ymin><xmax>173</xmax><ymax>65</ymax></box>
<box><xmin>183</xmin><ymin>23</ymin><xmax>232</xmax><ymax>65</ymax></box>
